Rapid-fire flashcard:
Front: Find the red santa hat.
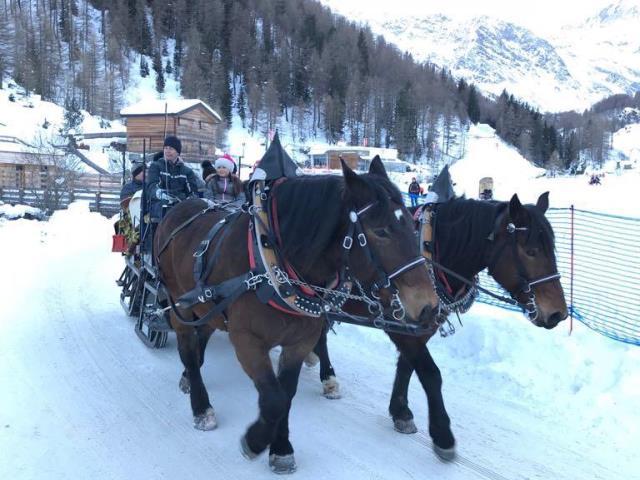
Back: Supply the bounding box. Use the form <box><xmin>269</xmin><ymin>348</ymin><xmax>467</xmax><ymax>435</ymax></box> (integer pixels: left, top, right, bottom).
<box><xmin>214</xmin><ymin>153</ymin><xmax>236</xmax><ymax>173</ymax></box>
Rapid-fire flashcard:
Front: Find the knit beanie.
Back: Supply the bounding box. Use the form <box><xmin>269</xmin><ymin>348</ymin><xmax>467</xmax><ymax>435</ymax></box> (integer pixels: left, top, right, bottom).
<box><xmin>214</xmin><ymin>153</ymin><xmax>236</xmax><ymax>173</ymax></box>
<box><xmin>131</xmin><ymin>162</ymin><xmax>144</xmax><ymax>177</ymax></box>
<box><xmin>163</xmin><ymin>135</ymin><xmax>182</xmax><ymax>154</ymax></box>
<box><xmin>201</xmin><ymin>160</ymin><xmax>216</xmax><ymax>181</ymax></box>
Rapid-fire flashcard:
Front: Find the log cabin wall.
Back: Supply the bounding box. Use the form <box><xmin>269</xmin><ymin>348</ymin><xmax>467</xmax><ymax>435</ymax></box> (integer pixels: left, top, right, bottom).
<box><xmin>122</xmin><ymin>104</ymin><xmax>220</xmax><ymax>164</ymax></box>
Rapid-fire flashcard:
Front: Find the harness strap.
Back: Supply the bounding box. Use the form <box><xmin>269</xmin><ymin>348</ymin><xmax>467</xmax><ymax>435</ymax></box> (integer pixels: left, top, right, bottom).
<box><xmin>192</xmin><ymin>210</ymin><xmax>243</xmax><ymax>283</ymax></box>
<box><xmin>171</xmin><ymin>273</ymin><xmax>252</xmax><ymax>327</ymax></box>
<box><xmin>156</xmin><ymin>205</ymin><xmax>215</xmax><ymax>259</ymax></box>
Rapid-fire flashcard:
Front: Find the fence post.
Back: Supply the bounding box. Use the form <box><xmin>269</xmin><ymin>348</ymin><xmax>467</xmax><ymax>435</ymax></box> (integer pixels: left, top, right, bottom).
<box><xmin>95</xmin><ymin>191</ymin><xmax>101</xmax><ymax>213</ymax></box>
<box><xmin>569</xmin><ymin>204</ymin><xmax>574</xmax><ymax>335</ymax></box>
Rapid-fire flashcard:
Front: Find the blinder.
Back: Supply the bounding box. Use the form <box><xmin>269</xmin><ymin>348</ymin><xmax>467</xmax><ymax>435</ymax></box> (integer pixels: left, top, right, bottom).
<box><xmin>342</xmin><ymin>202</ymin><xmax>427</xmax><ymax>322</ymax></box>
<box><xmin>489</xmin><ymin>221</ymin><xmax>561</xmax><ymax>321</ymax></box>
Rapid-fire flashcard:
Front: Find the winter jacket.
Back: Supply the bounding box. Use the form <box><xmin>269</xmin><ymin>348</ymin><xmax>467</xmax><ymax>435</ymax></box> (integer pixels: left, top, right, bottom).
<box><xmin>120</xmin><ymin>179</ymin><xmax>143</xmax><ymax>205</ymax></box>
<box><xmin>146</xmin><ymin>156</ymin><xmax>198</xmax><ymax>220</ymax></box>
<box><xmin>146</xmin><ymin>157</ymin><xmax>198</xmax><ymax>200</ymax></box>
<box><xmin>203</xmin><ymin>174</ymin><xmax>245</xmax><ymax>207</ymax></box>
<box><xmin>408</xmin><ymin>181</ymin><xmax>421</xmax><ymax>195</ymax></box>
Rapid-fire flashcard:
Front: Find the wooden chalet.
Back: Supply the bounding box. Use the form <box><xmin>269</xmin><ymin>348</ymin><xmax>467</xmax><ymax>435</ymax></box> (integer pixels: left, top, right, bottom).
<box><xmin>308</xmin><ymin>145</ymin><xmax>401</xmax><ymax>172</ymax></box>
<box><xmin>0</xmin><ymin>135</ymin><xmax>64</xmax><ymax>189</ymax></box>
<box><xmin>120</xmin><ymin>99</ymin><xmax>222</xmax><ymax>164</ymax></box>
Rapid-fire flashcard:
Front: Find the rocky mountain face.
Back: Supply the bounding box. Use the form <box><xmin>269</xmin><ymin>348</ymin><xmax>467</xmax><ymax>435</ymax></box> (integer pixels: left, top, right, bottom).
<box><xmin>323</xmin><ymin>0</ymin><xmax>640</xmax><ymax>113</ymax></box>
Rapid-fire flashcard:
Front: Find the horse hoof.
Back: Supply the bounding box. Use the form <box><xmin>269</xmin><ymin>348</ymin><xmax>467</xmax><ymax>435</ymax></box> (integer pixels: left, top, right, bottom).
<box><xmin>433</xmin><ymin>443</ymin><xmax>456</xmax><ymax>462</ymax></box>
<box><xmin>269</xmin><ymin>453</ymin><xmax>297</xmax><ymax>474</ymax></box>
<box><xmin>393</xmin><ymin>418</ymin><xmax>418</xmax><ymax>434</ymax></box>
<box><xmin>179</xmin><ymin>375</ymin><xmax>190</xmax><ymax>394</ymax></box>
<box><xmin>304</xmin><ymin>352</ymin><xmax>320</xmax><ymax>367</ymax></box>
<box><xmin>193</xmin><ymin>407</ymin><xmax>217</xmax><ymax>431</ymax></box>
<box><xmin>322</xmin><ymin>376</ymin><xmax>341</xmax><ymax>399</ymax></box>
<box><xmin>240</xmin><ymin>435</ymin><xmax>260</xmax><ymax>460</ymax></box>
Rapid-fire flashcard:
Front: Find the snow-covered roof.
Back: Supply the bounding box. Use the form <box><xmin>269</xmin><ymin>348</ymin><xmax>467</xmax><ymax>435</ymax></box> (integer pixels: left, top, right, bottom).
<box><xmin>308</xmin><ymin>144</ymin><xmax>399</xmax><ymax>161</ymax></box>
<box><xmin>0</xmin><ymin>135</ymin><xmax>65</xmax><ymax>158</ymax></box>
<box><xmin>119</xmin><ymin>99</ymin><xmax>222</xmax><ymax>122</ymax></box>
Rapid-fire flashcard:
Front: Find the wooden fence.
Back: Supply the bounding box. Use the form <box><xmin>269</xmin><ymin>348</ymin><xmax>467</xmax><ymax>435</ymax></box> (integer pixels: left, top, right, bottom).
<box><xmin>0</xmin><ymin>173</ymin><xmax>123</xmax><ymax>217</ymax></box>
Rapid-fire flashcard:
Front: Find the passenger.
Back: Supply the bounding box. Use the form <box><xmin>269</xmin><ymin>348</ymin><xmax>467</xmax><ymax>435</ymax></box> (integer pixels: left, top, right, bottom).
<box><xmin>119</xmin><ymin>161</ymin><xmax>145</xmax><ymax>209</ymax></box>
<box><xmin>201</xmin><ymin>153</ymin><xmax>246</xmax><ymax>209</ymax></box>
<box><xmin>117</xmin><ymin>161</ymin><xmax>145</xmax><ymax>255</ymax></box>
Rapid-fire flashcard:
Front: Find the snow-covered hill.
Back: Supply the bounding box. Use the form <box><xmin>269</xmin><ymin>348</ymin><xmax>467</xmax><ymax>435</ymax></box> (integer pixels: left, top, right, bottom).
<box><xmin>321</xmin><ymin>0</ymin><xmax>640</xmax><ymax>113</ymax></box>
<box><xmin>0</xmin><ymin>82</ymin><xmax>126</xmax><ymax>173</ymax></box>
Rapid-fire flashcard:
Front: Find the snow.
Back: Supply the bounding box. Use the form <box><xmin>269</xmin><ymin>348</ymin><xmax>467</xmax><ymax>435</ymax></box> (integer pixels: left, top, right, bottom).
<box><xmin>120</xmin><ymin>99</ymin><xmax>222</xmax><ymax>122</ymax></box>
<box><xmin>0</xmin><ymin>202</ymin><xmax>45</xmax><ymax>220</ymax></box>
<box><xmin>321</xmin><ymin>0</ymin><xmax>640</xmax><ymax>113</ymax></box>
<box><xmin>1</xmin><ymin>148</ymin><xmax>639</xmax><ymax>478</ymax></box>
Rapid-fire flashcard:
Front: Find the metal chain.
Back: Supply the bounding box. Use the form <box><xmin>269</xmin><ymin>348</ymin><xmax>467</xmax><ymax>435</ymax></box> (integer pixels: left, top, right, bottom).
<box><xmin>428</xmin><ymin>263</ymin><xmax>478</xmax><ymax>314</ymax></box>
<box><xmin>271</xmin><ymin>266</ymin><xmax>380</xmax><ymax>306</ymax></box>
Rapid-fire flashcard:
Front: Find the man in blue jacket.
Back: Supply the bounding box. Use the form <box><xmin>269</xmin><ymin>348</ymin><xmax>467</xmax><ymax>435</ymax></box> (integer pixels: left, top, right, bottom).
<box><xmin>146</xmin><ymin>135</ymin><xmax>199</xmax><ymax>222</ymax></box>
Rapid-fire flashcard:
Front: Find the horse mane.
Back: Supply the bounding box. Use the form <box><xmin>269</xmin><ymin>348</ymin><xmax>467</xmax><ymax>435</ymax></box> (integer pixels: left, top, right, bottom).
<box><xmin>274</xmin><ymin>173</ymin><xmax>402</xmax><ymax>272</ymax></box>
<box><xmin>435</xmin><ymin>197</ymin><xmax>505</xmax><ymax>268</ymax></box>
<box><xmin>435</xmin><ymin>197</ymin><xmax>555</xmax><ymax>269</ymax></box>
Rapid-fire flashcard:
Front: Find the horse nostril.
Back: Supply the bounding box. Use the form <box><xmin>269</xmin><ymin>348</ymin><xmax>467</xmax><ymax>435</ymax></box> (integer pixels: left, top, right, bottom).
<box><xmin>547</xmin><ymin>311</ymin><xmax>566</xmax><ymax>326</ymax></box>
<box><xmin>419</xmin><ymin>305</ymin><xmax>435</xmax><ymax>325</ymax></box>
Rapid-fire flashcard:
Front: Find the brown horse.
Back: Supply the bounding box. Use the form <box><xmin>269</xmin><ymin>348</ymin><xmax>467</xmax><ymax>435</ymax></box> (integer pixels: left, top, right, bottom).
<box><xmin>154</xmin><ymin>158</ymin><xmax>439</xmax><ymax>474</ymax></box>
<box><xmin>310</xmin><ymin>192</ymin><xmax>568</xmax><ymax>460</ymax></box>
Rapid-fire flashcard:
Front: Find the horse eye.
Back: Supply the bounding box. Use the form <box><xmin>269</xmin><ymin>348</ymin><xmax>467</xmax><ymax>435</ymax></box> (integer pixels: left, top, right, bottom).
<box><xmin>526</xmin><ymin>248</ymin><xmax>537</xmax><ymax>257</ymax></box>
<box><xmin>373</xmin><ymin>228</ymin><xmax>390</xmax><ymax>238</ymax></box>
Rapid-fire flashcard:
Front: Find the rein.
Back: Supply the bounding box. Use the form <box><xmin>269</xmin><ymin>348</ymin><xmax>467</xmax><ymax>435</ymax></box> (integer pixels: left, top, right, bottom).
<box><xmin>487</xmin><ymin>223</ymin><xmax>561</xmax><ymax>322</ymax></box>
<box><xmin>418</xmin><ymin>202</ymin><xmax>561</xmax><ymax>332</ymax></box>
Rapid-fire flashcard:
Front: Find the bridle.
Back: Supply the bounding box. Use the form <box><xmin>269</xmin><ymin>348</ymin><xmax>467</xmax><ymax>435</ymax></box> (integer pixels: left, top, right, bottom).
<box><xmin>342</xmin><ymin>202</ymin><xmax>427</xmax><ymax>322</ymax></box>
<box><xmin>487</xmin><ymin>221</ymin><xmax>561</xmax><ymax>322</ymax></box>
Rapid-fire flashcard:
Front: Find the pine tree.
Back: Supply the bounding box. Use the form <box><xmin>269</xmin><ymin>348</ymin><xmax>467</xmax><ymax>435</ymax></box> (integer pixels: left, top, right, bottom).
<box><xmin>467</xmin><ymin>85</ymin><xmax>481</xmax><ymax>124</ymax></box>
<box><xmin>165</xmin><ymin>59</ymin><xmax>173</xmax><ymax>75</ymax></box>
<box><xmin>63</xmin><ymin>96</ymin><xmax>83</xmax><ymax>133</ymax></box>
<box><xmin>140</xmin><ymin>56</ymin><xmax>149</xmax><ymax>77</ymax></box>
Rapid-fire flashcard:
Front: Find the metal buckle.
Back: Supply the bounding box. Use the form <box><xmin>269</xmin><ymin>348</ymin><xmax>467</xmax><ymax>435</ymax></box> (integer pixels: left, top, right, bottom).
<box><xmin>245</xmin><ymin>273</ymin><xmax>265</xmax><ymax>290</ymax></box>
<box><xmin>343</xmin><ymin>236</ymin><xmax>353</xmax><ymax>250</ymax></box>
<box><xmin>193</xmin><ymin>240</ymin><xmax>210</xmax><ymax>257</ymax></box>
<box><xmin>357</xmin><ymin>233</ymin><xmax>367</xmax><ymax>247</ymax></box>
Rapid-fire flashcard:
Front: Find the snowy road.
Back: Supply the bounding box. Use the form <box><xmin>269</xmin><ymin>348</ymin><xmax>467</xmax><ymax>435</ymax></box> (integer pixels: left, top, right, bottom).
<box><xmin>0</xmin><ymin>206</ymin><xmax>637</xmax><ymax>480</ymax></box>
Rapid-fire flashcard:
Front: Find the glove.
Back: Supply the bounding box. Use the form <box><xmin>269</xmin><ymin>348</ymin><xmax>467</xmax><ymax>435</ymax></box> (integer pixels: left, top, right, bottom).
<box><xmin>156</xmin><ymin>188</ymin><xmax>172</xmax><ymax>202</ymax></box>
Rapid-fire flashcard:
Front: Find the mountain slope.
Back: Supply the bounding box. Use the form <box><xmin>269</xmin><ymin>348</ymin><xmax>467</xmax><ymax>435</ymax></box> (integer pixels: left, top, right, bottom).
<box><xmin>321</xmin><ymin>0</ymin><xmax>640</xmax><ymax>112</ymax></box>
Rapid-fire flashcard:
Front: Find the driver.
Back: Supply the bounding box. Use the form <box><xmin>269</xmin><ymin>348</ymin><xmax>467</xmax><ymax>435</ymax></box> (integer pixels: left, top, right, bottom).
<box><xmin>146</xmin><ymin>135</ymin><xmax>199</xmax><ymax>222</ymax></box>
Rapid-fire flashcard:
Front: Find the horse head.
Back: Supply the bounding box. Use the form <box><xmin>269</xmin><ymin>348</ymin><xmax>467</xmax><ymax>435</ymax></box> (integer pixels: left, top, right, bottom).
<box><xmin>341</xmin><ymin>156</ymin><xmax>439</xmax><ymax>326</ymax></box>
<box><xmin>488</xmin><ymin>192</ymin><xmax>568</xmax><ymax>329</ymax></box>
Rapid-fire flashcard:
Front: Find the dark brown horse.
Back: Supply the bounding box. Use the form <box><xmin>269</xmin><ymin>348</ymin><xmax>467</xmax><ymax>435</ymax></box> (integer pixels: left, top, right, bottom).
<box><xmin>154</xmin><ymin>158</ymin><xmax>439</xmax><ymax>474</ymax></box>
<box><xmin>309</xmin><ymin>192</ymin><xmax>568</xmax><ymax>460</ymax></box>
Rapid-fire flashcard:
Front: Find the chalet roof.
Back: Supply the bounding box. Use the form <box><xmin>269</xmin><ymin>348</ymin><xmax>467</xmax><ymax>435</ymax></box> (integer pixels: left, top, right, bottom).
<box><xmin>308</xmin><ymin>144</ymin><xmax>398</xmax><ymax>161</ymax></box>
<box><xmin>119</xmin><ymin>99</ymin><xmax>222</xmax><ymax>122</ymax></box>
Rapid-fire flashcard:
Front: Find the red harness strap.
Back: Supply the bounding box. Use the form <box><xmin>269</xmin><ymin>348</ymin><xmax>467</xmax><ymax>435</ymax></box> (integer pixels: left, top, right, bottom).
<box><xmin>269</xmin><ymin>182</ymin><xmax>317</xmax><ymax>297</ymax></box>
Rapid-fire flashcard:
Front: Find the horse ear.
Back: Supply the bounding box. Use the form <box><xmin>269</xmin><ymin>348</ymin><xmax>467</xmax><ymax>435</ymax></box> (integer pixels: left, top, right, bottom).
<box><xmin>368</xmin><ymin>155</ymin><xmax>389</xmax><ymax>179</ymax></box>
<box><xmin>508</xmin><ymin>194</ymin><xmax>523</xmax><ymax>219</ymax></box>
<box><xmin>536</xmin><ymin>192</ymin><xmax>549</xmax><ymax>213</ymax></box>
<box><xmin>342</xmin><ymin>158</ymin><xmax>369</xmax><ymax>197</ymax></box>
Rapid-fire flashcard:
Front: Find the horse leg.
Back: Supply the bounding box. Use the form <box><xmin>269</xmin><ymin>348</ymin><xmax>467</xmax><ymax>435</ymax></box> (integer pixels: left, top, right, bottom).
<box><xmin>174</xmin><ymin>317</ymin><xmax>217</xmax><ymax>431</ymax></box>
<box><xmin>233</xmin><ymin>338</ymin><xmax>289</xmax><ymax>463</ymax></box>
<box><xmin>388</xmin><ymin>353</ymin><xmax>418</xmax><ymax>434</ymax></box>
<box><xmin>310</xmin><ymin>325</ymin><xmax>341</xmax><ymax>399</ymax></box>
<box><xmin>266</xmin><ymin>346</ymin><xmax>307</xmax><ymax>474</ymax></box>
<box><xmin>388</xmin><ymin>334</ymin><xmax>456</xmax><ymax>461</ymax></box>
<box><xmin>179</xmin><ymin>324</ymin><xmax>215</xmax><ymax>395</ymax></box>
